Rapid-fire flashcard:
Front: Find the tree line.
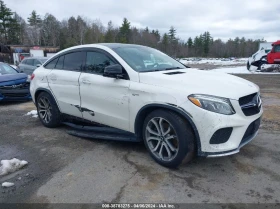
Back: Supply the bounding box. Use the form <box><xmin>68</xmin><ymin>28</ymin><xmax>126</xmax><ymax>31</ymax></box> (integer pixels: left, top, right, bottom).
<box><xmin>0</xmin><ymin>0</ymin><xmax>265</xmax><ymax>58</ymax></box>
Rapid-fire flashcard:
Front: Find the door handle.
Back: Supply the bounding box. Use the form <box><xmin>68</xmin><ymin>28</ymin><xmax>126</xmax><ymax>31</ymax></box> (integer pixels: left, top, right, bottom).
<box><xmin>82</xmin><ymin>79</ymin><xmax>91</xmax><ymax>85</ymax></box>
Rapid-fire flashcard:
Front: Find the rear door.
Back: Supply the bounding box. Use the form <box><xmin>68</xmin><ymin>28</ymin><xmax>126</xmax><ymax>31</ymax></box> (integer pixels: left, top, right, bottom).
<box><xmin>47</xmin><ymin>51</ymin><xmax>86</xmax><ymax>118</ymax></box>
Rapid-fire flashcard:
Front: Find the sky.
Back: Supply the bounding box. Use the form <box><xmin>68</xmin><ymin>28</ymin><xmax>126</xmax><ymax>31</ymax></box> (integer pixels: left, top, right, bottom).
<box><xmin>5</xmin><ymin>0</ymin><xmax>280</xmax><ymax>42</ymax></box>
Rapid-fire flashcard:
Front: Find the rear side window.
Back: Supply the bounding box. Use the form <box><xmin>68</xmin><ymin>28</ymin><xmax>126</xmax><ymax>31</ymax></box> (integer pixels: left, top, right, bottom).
<box><xmin>85</xmin><ymin>51</ymin><xmax>115</xmax><ymax>74</ymax></box>
<box><xmin>26</xmin><ymin>59</ymin><xmax>34</xmax><ymax>66</ymax></box>
<box><xmin>63</xmin><ymin>52</ymin><xmax>85</xmax><ymax>72</ymax></box>
<box><xmin>45</xmin><ymin>58</ymin><xmax>58</xmax><ymax>69</ymax></box>
<box><xmin>55</xmin><ymin>56</ymin><xmax>64</xmax><ymax>69</ymax></box>
<box><xmin>34</xmin><ymin>59</ymin><xmax>41</xmax><ymax>66</ymax></box>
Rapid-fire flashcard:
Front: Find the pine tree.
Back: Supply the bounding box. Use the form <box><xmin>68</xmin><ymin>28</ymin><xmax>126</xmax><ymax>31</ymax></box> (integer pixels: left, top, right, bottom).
<box><xmin>187</xmin><ymin>37</ymin><xmax>193</xmax><ymax>48</ymax></box>
<box><xmin>28</xmin><ymin>10</ymin><xmax>42</xmax><ymax>26</ymax></box>
<box><xmin>104</xmin><ymin>21</ymin><xmax>115</xmax><ymax>43</ymax></box>
<box><xmin>168</xmin><ymin>26</ymin><xmax>176</xmax><ymax>42</ymax></box>
<box><xmin>162</xmin><ymin>33</ymin><xmax>169</xmax><ymax>53</ymax></box>
<box><xmin>0</xmin><ymin>0</ymin><xmax>19</xmax><ymax>44</ymax></box>
<box><xmin>117</xmin><ymin>18</ymin><xmax>131</xmax><ymax>43</ymax></box>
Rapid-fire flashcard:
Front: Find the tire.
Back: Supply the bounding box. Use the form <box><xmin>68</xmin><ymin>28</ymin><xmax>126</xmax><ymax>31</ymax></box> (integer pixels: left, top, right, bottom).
<box><xmin>142</xmin><ymin>109</ymin><xmax>195</xmax><ymax>168</ymax></box>
<box><xmin>257</xmin><ymin>61</ymin><xmax>266</xmax><ymax>71</ymax></box>
<box><xmin>36</xmin><ymin>92</ymin><xmax>62</xmax><ymax>128</ymax></box>
<box><xmin>247</xmin><ymin>61</ymin><xmax>250</xmax><ymax>70</ymax></box>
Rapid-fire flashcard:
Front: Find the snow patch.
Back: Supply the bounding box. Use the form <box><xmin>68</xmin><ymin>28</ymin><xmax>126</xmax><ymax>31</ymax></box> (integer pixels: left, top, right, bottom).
<box><xmin>209</xmin><ymin>66</ymin><xmax>280</xmax><ymax>75</ymax></box>
<box><xmin>180</xmin><ymin>58</ymin><xmax>247</xmax><ymax>66</ymax></box>
<box><xmin>0</xmin><ymin>158</ymin><xmax>28</xmax><ymax>176</ymax></box>
<box><xmin>2</xmin><ymin>182</ymin><xmax>15</xmax><ymax>188</ymax></box>
<box><xmin>26</xmin><ymin>110</ymin><xmax>38</xmax><ymax>117</ymax></box>
<box><xmin>210</xmin><ymin>66</ymin><xmax>252</xmax><ymax>74</ymax></box>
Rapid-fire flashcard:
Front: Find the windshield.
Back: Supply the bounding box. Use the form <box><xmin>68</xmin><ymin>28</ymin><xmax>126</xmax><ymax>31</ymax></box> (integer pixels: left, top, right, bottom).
<box><xmin>39</xmin><ymin>59</ymin><xmax>48</xmax><ymax>63</ymax></box>
<box><xmin>0</xmin><ymin>63</ymin><xmax>18</xmax><ymax>75</ymax></box>
<box><xmin>113</xmin><ymin>46</ymin><xmax>186</xmax><ymax>72</ymax></box>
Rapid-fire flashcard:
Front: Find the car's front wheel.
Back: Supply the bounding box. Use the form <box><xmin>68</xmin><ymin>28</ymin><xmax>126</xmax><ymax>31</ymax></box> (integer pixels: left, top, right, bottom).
<box><xmin>36</xmin><ymin>92</ymin><xmax>61</xmax><ymax>128</ymax></box>
<box><xmin>143</xmin><ymin>109</ymin><xmax>195</xmax><ymax>168</ymax></box>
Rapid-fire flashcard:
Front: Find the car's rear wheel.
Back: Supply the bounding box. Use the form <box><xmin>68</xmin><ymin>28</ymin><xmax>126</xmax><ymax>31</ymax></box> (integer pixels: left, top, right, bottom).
<box><xmin>36</xmin><ymin>92</ymin><xmax>61</xmax><ymax>128</ymax></box>
<box><xmin>143</xmin><ymin>109</ymin><xmax>195</xmax><ymax>168</ymax></box>
<box><xmin>247</xmin><ymin>61</ymin><xmax>251</xmax><ymax>70</ymax></box>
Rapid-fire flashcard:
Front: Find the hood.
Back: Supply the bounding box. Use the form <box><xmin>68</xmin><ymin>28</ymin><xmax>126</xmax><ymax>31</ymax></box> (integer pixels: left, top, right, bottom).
<box><xmin>0</xmin><ymin>73</ymin><xmax>27</xmax><ymax>86</ymax></box>
<box><xmin>139</xmin><ymin>69</ymin><xmax>259</xmax><ymax>100</ymax></box>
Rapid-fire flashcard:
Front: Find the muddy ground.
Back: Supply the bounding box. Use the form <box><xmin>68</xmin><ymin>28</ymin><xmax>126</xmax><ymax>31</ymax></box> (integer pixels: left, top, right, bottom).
<box><xmin>0</xmin><ymin>72</ymin><xmax>280</xmax><ymax>205</ymax></box>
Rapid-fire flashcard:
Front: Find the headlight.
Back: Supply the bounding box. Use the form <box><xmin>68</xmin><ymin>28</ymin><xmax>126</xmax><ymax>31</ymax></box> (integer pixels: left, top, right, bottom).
<box><xmin>188</xmin><ymin>94</ymin><xmax>235</xmax><ymax>115</ymax></box>
<box><xmin>26</xmin><ymin>75</ymin><xmax>31</xmax><ymax>83</ymax></box>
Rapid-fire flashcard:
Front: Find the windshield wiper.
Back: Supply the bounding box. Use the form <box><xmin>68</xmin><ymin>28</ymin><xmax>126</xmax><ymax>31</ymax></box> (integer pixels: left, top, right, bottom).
<box><xmin>164</xmin><ymin>67</ymin><xmax>184</xmax><ymax>71</ymax></box>
<box><xmin>141</xmin><ymin>67</ymin><xmax>185</xmax><ymax>73</ymax></box>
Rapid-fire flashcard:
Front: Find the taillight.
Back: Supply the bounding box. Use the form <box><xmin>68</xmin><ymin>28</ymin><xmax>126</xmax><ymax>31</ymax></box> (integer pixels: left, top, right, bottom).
<box><xmin>31</xmin><ymin>73</ymin><xmax>35</xmax><ymax>80</ymax></box>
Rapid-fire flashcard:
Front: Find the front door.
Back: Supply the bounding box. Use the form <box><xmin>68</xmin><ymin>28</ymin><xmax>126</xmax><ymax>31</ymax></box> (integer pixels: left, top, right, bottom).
<box><xmin>79</xmin><ymin>50</ymin><xmax>130</xmax><ymax>131</ymax></box>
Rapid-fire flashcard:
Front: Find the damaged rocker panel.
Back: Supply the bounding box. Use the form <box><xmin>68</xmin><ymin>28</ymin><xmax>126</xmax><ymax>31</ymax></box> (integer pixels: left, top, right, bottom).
<box><xmin>71</xmin><ymin>104</ymin><xmax>95</xmax><ymax>116</ymax></box>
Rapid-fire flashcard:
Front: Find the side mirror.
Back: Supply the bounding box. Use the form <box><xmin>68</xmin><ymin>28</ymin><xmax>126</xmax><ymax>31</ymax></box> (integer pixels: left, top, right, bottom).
<box><xmin>103</xmin><ymin>64</ymin><xmax>123</xmax><ymax>78</ymax></box>
<box><xmin>36</xmin><ymin>64</ymin><xmax>42</xmax><ymax>67</ymax></box>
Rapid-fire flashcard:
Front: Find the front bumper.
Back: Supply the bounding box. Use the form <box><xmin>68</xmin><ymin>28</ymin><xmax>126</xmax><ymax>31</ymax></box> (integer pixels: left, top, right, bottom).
<box><xmin>179</xmin><ymin>97</ymin><xmax>263</xmax><ymax>156</ymax></box>
<box><xmin>201</xmin><ymin>117</ymin><xmax>261</xmax><ymax>157</ymax></box>
<box><xmin>0</xmin><ymin>88</ymin><xmax>32</xmax><ymax>101</ymax></box>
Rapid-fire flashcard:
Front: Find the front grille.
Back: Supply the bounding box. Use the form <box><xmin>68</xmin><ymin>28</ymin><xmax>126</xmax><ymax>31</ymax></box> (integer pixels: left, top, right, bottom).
<box><xmin>0</xmin><ymin>82</ymin><xmax>30</xmax><ymax>98</ymax></box>
<box><xmin>239</xmin><ymin>93</ymin><xmax>262</xmax><ymax>116</ymax></box>
<box><xmin>210</xmin><ymin>128</ymin><xmax>233</xmax><ymax>144</ymax></box>
<box><xmin>1</xmin><ymin>92</ymin><xmax>29</xmax><ymax>98</ymax></box>
<box><xmin>240</xmin><ymin>118</ymin><xmax>261</xmax><ymax>145</ymax></box>
<box><xmin>0</xmin><ymin>82</ymin><xmax>29</xmax><ymax>90</ymax></box>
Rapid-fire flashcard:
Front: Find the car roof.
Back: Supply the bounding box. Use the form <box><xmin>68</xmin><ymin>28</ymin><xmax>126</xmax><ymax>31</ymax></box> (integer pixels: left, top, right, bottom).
<box><xmin>98</xmin><ymin>43</ymin><xmax>147</xmax><ymax>49</ymax></box>
<box><xmin>60</xmin><ymin>43</ymin><xmax>147</xmax><ymax>51</ymax></box>
<box><xmin>23</xmin><ymin>57</ymin><xmax>47</xmax><ymax>60</ymax></box>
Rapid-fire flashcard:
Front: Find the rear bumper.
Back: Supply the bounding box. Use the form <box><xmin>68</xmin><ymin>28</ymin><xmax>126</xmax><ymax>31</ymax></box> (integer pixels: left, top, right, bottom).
<box><xmin>0</xmin><ymin>89</ymin><xmax>31</xmax><ymax>101</ymax></box>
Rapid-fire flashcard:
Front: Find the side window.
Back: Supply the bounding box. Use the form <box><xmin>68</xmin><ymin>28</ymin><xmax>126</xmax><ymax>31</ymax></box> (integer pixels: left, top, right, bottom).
<box><xmin>21</xmin><ymin>60</ymin><xmax>26</xmax><ymax>64</ymax></box>
<box><xmin>63</xmin><ymin>52</ymin><xmax>85</xmax><ymax>71</ymax></box>
<box><xmin>55</xmin><ymin>56</ymin><xmax>64</xmax><ymax>69</ymax></box>
<box><xmin>274</xmin><ymin>45</ymin><xmax>280</xmax><ymax>52</ymax></box>
<box><xmin>85</xmin><ymin>51</ymin><xmax>116</xmax><ymax>74</ymax></box>
<box><xmin>26</xmin><ymin>59</ymin><xmax>34</xmax><ymax>66</ymax></box>
<box><xmin>45</xmin><ymin>58</ymin><xmax>58</xmax><ymax>69</ymax></box>
<box><xmin>34</xmin><ymin>59</ymin><xmax>41</xmax><ymax>66</ymax></box>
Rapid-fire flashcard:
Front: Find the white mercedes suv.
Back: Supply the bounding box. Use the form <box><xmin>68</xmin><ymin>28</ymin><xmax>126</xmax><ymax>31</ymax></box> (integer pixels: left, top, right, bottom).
<box><xmin>30</xmin><ymin>43</ymin><xmax>262</xmax><ymax>168</ymax></box>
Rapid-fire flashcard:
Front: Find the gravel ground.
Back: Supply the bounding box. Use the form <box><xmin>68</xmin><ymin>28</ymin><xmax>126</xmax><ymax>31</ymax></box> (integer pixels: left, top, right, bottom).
<box><xmin>0</xmin><ymin>72</ymin><xmax>280</xmax><ymax>205</ymax></box>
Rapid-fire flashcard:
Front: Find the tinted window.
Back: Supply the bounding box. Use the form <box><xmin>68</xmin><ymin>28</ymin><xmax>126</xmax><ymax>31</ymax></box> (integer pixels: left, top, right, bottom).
<box><xmin>26</xmin><ymin>59</ymin><xmax>34</xmax><ymax>66</ymax></box>
<box><xmin>34</xmin><ymin>59</ymin><xmax>41</xmax><ymax>66</ymax></box>
<box><xmin>21</xmin><ymin>59</ymin><xmax>27</xmax><ymax>64</ymax></box>
<box><xmin>39</xmin><ymin>58</ymin><xmax>48</xmax><ymax>63</ymax></box>
<box><xmin>85</xmin><ymin>51</ymin><xmax>115</xmax><ymax>74</ymax></box>
<box><xmin>55</xmin><ymin>56</ymin><xmax>64</xmax><ymax>69</ymax></box>
<box><xmin>45</xmin><ymin>58</ymin><xmax>58</xmax><ymax>69</ymax></box>
<box><xmin>63</xmin><ymin>52</ymin><xmax>85</xmax><ymax>71</ymax></box>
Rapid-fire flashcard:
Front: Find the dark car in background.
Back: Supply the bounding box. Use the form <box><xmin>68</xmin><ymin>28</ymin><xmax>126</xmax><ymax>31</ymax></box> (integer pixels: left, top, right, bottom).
<box><xmin>18</xmin><ymin>57</ymin><xmax>48</xmax><ymax>75</ymax></box>
<box><xmin>0</xmin><ymin>62</ymin><xmax>31</xmax><ymax>102</ymax></box>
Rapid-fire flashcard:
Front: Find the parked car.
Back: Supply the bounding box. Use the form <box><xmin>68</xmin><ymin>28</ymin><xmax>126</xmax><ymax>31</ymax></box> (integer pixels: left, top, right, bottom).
<box><xmin>0</xmin><ymin>62</ymin><xmax>31</xmax><ymax>101</ymax></box>
<box><xmin>18</xmin><ymin>57</ymin><xmax>48</xmax><ymax>75</ymax></box>
<box><xmin>247</xmin><ymin>46</ymin><xmax>272</xmax><ymax>70</ymax></box>
<box><xmin>30</xmin><ymin>44</ymin><xmax>262</xmax><ymax>168</ymax></box>
<box><xmin>267</xmin><ymin>40</ymin><xmax>280</xmax><ymax>65</ymax></box>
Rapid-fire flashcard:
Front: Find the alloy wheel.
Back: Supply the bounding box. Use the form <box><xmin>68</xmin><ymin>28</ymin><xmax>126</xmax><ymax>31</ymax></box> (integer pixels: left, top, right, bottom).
<box><xmin>38</xmin><ymin>96</ymin><xmax>52</xmax><ymax>124</ymax></box>
<box><xmin>145</xmin><ymin>117</ymin><xmax>179</xmax><ymax>162</ymax></box>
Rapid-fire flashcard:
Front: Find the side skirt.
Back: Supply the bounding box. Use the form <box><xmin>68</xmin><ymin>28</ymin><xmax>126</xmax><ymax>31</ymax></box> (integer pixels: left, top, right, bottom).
<box><xmin>63</xmin><ymin>121</ymin><xmax>140</xmax><ymax>142</ymax></box>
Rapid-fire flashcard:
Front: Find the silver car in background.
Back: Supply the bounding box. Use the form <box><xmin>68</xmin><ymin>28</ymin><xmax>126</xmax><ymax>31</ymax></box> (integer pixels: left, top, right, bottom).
<box><xmin>18</xmin><ymin>57</ymin><xmax>48</xmax><ymax>75</ymax></box>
